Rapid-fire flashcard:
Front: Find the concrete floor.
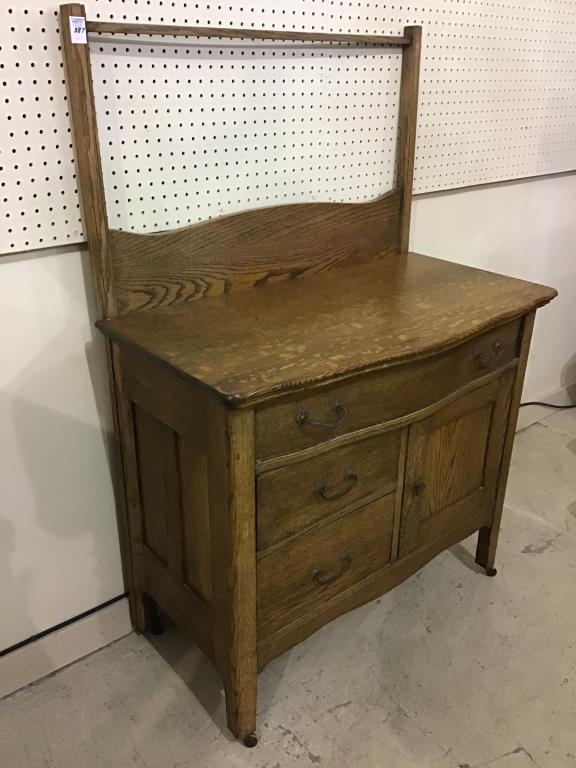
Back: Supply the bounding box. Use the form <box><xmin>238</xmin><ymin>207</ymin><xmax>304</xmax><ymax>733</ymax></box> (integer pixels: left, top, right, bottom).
<box><xmin>2</xmin><ymin>409</ymin><xmax>576</xmax><ymax>768</ymax></box>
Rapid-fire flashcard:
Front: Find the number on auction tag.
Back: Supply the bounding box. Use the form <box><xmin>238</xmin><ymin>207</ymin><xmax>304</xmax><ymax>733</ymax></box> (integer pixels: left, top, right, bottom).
<box><xmin>69</xmin><ymin>16</ymin><xmax>87</xmax><ymax>44</ymax></box>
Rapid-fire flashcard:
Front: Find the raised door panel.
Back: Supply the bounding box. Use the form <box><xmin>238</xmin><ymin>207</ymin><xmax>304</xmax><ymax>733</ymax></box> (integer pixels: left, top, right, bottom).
<box><xmin>398</xmin><ymin>371</ymin><xmax>514</xmax><ymax>557</ymax></box>
<box><xmin>132</xmin><ymin>404</ymin><xmax>213</xmax><ymax>603</ymax></box>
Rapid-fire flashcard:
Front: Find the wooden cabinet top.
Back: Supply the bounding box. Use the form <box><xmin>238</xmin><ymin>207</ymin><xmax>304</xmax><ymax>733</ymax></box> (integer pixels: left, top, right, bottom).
<box><xmin>97</xmin><ymin>252</ymin><xmax>556</xmax><ymax>404</ymax></box>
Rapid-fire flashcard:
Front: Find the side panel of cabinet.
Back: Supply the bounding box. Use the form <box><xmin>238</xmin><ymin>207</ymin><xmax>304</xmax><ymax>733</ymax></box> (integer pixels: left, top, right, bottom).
<box><xmin>132</xmin><ymin>405</ymin><xmax>213</xmax><ymax>604</ymax></box>
<box><xmin>123</xmin><ymin>350</ymin><xmax>217</xmax><ymax>658</ymax></box>
<box><xmin>398</xmin><ymin>371</ymin><xmax>514</xmax><ymax>558</ymax></box>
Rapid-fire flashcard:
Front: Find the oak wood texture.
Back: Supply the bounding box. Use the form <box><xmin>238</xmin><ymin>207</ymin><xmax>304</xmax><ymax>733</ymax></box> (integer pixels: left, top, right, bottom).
<box><xmin>60</xmin><ymin>4</ymin><xmax>117</xmax><ymax>317</ymax></box>
<box><xmin>399</xmin><ymin>371</ymin><xmax>513</xmax><ymax>557</ymax></box>
<box><xmin>108</xmin><ymin>190</ymin><xmax>401</xmax><ymax>314</ymax></box>
<box><xmin>257</xmin><ymin>494</ymin><xmax>396</xmax><ymax>639</ymax></box>
<box><xmin>206</xmin><ymin>404</ymin><xmax>257</xmax><ymax>740</ymax></box>
<box><xmin>86</xmin><ymin>19</ymin><xmax>410</xmax><ymax>46</ymax></box>
<box><xmin>397</xmin><ymin>26</ymin><xmax>422</xmax><ymax>252</ymax></box>
<box><xmin>133</xmin><ymin>406</ymin><xmax>176</xmax><ymax>567</ymax></box>
<box><xmin>144</xmin><ymin>547</ymin><xmax>214</xmax><ymax>659</ymax></box>
<box><xmin>255</xmin><ymin>317</ymin><xmax>521</xmax><ymax>460</ymax></box>
<box><xmin>111</xmin><ymin>343</ymin><xmax>148</xmax><ymax>631</ymax></box>
<box><xmin>97</xmin><ymin>254</ymin><xmax>556</xmax><ymax>405</ymax></box>
<box><xmin>257</xmin><ymin>431</ymin><xmax>401</xmax><ymax>554</ymax></box>
<box><xmin>475</xmin><ymin>312</ymin><xmax>536</xmax><ymax>571</ymax></box>
<box><xmin>255</xmin><ymin>363</ymin><xmax>518</xmax><ymax>473</ymax></box>
<box><xmin>179</xmin><ymin>439</ymin><xmax>213</xmax><ymax>604</ymax></box>
<box><xmin>390</xmin><ymin>428</ymin><xmax>409</xmax><ymax>563</ymax></box>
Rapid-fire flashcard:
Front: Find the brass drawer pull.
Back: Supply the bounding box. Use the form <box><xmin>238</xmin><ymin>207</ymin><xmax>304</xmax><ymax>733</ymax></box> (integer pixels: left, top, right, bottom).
<box><xmin>295</xmin><ymin>399</ymin><xmax>347</xmax><ymax>428</ymax></box>
<box><xmin>313</xmin><ymin>551</ymin><xmax>352</xmax><ymax>585</ymax></box>
<box><xmin>314</xmin><ymin>469</ymin><xmax>358</xmax><ymax>500</ymax></box>
<box><xmin>473</xmin><ymin>340</ymin><xmax>506</xmax><ymax>370</ymax></box>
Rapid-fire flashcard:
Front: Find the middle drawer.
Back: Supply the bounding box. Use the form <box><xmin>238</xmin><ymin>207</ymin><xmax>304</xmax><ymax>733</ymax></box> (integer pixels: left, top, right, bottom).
<box><xmin>257</xmin><ymin>430</ymin><xmax>401</xmax><ymax>553</ymax></box>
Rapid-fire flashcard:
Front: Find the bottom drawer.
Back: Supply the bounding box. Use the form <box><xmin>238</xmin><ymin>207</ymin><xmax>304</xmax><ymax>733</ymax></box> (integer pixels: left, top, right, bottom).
<box><xmin>257</xmin><ymin>494</ymin><xmax>395</xmax><ymax>639</ymax></box>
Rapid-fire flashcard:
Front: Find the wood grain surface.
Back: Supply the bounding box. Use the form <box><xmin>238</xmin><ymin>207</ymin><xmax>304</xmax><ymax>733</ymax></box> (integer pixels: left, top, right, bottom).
<box><xmin>257</xmin><ymin>430</ymin><xmax>400</xmax><ymax>553</ymax></box>
<box><xmin>257</xmin><ymin>494</ymin><xmax>396</xmax><ymax>639</ymax></box>
<box><xmin>397</xmin><ymin>26</ymin><xmax>422</xmax><ymax>252</ymax></box>
<box><xmin>475</xmin><ymin>312</ymin><xmax>536</xmax><ymax>571</ymax></box>
<box><xmin>399</xmin><ymin>372</ymin><xmax>513</xmax><ymax>557</ymax></box>
<box><xmin>109</xmin><ymin>191</ymin><xmax>401</xmax><ymax>314</ymax></box>
<box><xmin>254</xmin><ymin>318</ymin><xmax>520</xmax><ymax>460</ymax></box>
<box><xmin>206</xmin><ymin>404</ymin><xmax>257</xmax><ymax>740</ymax></box>
<box><xmin>87</xmin><ymin>19</ymin><xmax>410</xmax><ymax>46</ymax></box>
<box><xmin>98</xmin><ymin>253</ymin><xmax>556</xmax><ymax>404</ymax></box>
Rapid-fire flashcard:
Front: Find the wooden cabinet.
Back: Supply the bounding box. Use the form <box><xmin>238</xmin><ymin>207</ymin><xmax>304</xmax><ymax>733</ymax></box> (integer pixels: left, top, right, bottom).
<box><xmin>61</xmin><ymin>9</ymin><xmax>557</xmax><ymax>747</ymax></box>
<box><xmin>107</xmin><ymin>300</ymin><xmax>555</xmax><ymax>744</ymax></box>
<box><xmin>94</xmin><ymin>267</ymin><xmax>556</xmax><ymax>748</ymax></box>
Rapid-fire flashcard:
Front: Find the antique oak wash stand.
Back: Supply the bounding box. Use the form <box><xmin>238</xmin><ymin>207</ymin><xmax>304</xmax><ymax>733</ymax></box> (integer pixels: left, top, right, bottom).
<box><xmin>60</xmin><ymin>5</ymin><xmax>556</xmax><ymax>746</ymax></box>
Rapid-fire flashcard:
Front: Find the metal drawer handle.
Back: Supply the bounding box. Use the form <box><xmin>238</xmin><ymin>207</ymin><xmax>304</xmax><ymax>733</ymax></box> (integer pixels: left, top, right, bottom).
<box><xmin>314</xmin><ymin>469</ymin><xmax>358</xmax><ymax>501</ymax></box>
<box><xmin>313</xmin><ymin>551</ymin><xmax>352</xmax><ymax>585</ymax></box>
<box><xmin>473</xmin><ymin>340</ymin><xmax>506</xmax><ymax>370</ymax></box>
<box><xmin>295</xmin><ymin>400</ymin><xmax>347</xmax><ymax>429</ymax></box>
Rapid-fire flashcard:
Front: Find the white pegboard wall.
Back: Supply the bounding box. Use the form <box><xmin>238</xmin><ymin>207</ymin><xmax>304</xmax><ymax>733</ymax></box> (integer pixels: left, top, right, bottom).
<box><xmin>91</xmin><ymin>39</ymin><xmax>401</xmax><ymax>232</ymax></box>
<box><xmin>1</xmin><ymin>3</ymin><xmax>84</xmax><ymax>251</ymax></box>
<box><xmin>2</xmin><ymin>1</ymin><xmax>576</xmax><ymax>251</ymax></box>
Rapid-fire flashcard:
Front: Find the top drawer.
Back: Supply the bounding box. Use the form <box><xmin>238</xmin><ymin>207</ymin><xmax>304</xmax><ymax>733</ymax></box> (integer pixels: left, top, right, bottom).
<box><xmin>255</xmin><ymin>319</ymin><xmax>520</xmax><ymax>460</ymax></box>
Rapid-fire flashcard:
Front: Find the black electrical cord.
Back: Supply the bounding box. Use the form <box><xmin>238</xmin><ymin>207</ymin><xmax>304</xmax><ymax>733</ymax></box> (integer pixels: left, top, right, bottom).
<box><xmin>520</xmin><ymin>401</ymin><xmax>576</xmax><ymax>409</ymax></box>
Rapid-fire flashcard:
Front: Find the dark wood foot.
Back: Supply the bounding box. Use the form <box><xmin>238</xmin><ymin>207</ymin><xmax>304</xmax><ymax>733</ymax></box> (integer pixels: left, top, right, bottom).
<box><xmin>485</xmin><ymin>566</ymin><xmax>497</xmax><ymax>577</ymax></box>
<box><xmin>242</xmin><ymin>733</ymin><xmax>259</xmax><ymax>748</ymax></box>
<box><xmin>143</xmin><ymin>594</ymin><xmax>164</xmax><ymax>635</ymax></box>
<box><xmin>149</xmin><ymin>612</ymin><xmax>164</xmax><ymax>635</ymax></box>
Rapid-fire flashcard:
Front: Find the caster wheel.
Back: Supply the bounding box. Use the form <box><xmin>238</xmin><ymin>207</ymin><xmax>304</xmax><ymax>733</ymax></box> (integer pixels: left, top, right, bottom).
<box><xmin>243</xmin><ymin>733</ymin><xmax>259</xmax><ymax>748</ymax></box>
<box><xmin>486</xmin><ymin>566</ymin><xmax>497</xmax><ymax>577</ymax></box>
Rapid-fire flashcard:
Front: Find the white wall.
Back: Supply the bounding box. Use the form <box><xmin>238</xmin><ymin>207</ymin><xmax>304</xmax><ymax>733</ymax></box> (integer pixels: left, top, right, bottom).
<box><xmin>1</xmin><ymin>172</ymin><xmax>575</xmax><ymax>656</ymax></box>
<box><xmin>0</xmin><ymin>247</ymin><xmax>124</xmax><ymax>651</ymax></box>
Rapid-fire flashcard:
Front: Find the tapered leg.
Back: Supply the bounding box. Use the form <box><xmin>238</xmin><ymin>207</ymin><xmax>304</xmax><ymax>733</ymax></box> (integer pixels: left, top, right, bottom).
<box><xmin>475</xmin><ymin>525</ymin><xmax>498</xmax><ymax>576</ymax></box>
<box><xmin>207</xmin><ymin>404</ymin><xmax>258</xmax><ymax>743</ymax></box>
<box><xmin>475</xmin><ymin>313</ymin><xmax>536</xmax><ymax>579</ymax></box>
<box><xmin>224</xmin><ymin>676</ymin><xmax>258</xmax><ymax>745</ymax></box>
<box><xmin>112</xmin><ymin>346</ymin><xmax>148</xmax><ymax>631</ymax></box>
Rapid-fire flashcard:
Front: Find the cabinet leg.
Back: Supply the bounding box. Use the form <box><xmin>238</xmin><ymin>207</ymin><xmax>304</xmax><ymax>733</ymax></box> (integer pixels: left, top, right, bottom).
<box><xmin>475</xmin><ymin>525</ymin><xmax>498</xmax><ymax>576</ymax></box>
<box><xmin>142</xmin><ymin>593</ymin><xmax>164</xmax><ymax>635</ymax></box>
<box><xmin>127</xmin><ymin>590</ymin><xmax>147</xmax><ymax>634</ymax></box>
<box><xmin>223</xmin><ymin>674</ymin><xmax>258</xmax><ymax>744</ymax></box>
<box><xmin>207</xmin><ymin>405</ymin><xmax>258</xmax><ymax>744</ymax></box>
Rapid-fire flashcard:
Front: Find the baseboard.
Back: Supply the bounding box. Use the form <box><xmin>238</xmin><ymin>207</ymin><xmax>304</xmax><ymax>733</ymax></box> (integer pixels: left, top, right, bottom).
<box><xmin>516</xmin><ymin>381</ymin><xmax>576</xmax><ymax>432</ymax></box>
<box><xmin>0</xmin><ymin>598</ymin><xmax>132</xmax><ymax>700</ymax></box>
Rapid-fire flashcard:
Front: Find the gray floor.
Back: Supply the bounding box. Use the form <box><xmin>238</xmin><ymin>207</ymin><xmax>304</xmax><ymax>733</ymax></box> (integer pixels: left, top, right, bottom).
<box><xmin>2</xmin><ymin>410</ymin><xmax>576</xmax><ymax>768</ymax></box>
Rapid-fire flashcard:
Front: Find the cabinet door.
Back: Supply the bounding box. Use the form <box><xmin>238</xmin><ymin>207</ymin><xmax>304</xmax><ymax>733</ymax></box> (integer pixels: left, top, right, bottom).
<box><xmin>398</xmin><ymin>372</ymin><xmax>514</xmax><ymax>558</ymax></box>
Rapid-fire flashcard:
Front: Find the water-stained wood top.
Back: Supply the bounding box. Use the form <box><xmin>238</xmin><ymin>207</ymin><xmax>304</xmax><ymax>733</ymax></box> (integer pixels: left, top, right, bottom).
<box><xmin>97</xmin><ymin>253</ymin><xmax>556</xmax><ymax>404</ymax></box>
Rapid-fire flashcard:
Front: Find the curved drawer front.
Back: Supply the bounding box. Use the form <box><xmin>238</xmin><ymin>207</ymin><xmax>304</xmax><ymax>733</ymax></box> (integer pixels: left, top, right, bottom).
<box><xmin>255</xmin><ymin>319</ymin><xmax>520</xmax><ymax>460</ymax></box>
<box><xmin>257</xmin><ymin>495</ymin><xmax>395</xmax><ymax>639</ymax></box>
<box><xmin>257</xmin><ymin>431</ymin><xmax>400</xmax><ymax>553</ymax></box>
